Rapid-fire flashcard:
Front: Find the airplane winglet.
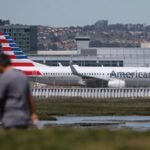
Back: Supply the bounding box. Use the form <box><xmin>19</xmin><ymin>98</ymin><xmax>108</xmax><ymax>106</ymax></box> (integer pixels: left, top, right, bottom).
<box><xmin>58</xmin><ymin>62</ymin><xmax>63</xmax><ymax>67</ymax></box>
<box><xmin>70</xmin><ymin>65</ymin><xmax>80</xmax><ymax>76</ymax></box>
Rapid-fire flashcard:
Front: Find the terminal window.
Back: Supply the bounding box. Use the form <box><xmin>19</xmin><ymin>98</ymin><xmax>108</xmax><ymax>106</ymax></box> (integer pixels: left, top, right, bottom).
<box><xmin>99</xmin><ymin>61</ymin><xmax>123</xmax><ymax>67</ymax></box>
<box><xmin>24</xmin><ymin>29</ymin><xmax>30</xmax><ymax>32</ymax></box>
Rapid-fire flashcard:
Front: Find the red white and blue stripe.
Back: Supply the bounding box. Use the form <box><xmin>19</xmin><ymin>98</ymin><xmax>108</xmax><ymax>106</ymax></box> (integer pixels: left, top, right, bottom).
<box><xmin>0</xmin><ymin>32</ymin><xmax>42</xmax><ymax>76</ymax></box>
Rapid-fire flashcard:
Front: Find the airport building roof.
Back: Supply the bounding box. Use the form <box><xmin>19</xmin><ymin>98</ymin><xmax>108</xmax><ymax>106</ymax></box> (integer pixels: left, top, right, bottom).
<box><xmin>37</xmin><ymin>50</ymin><xmax>78</xmax><ymax>56</ymax></box>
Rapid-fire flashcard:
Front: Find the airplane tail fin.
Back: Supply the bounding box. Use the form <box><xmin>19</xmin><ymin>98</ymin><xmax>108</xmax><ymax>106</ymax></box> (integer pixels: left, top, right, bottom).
<box><xmin>0</xmin><ymin>32</ymin><xmax>34</xmax><ymax>67</ymax></box>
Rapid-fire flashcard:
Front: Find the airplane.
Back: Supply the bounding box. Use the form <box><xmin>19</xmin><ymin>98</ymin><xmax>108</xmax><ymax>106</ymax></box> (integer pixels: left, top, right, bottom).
<box><xmin>1</xmin><ymin>31</ymin><xmax>150</xmax><ymax>88</ymax></box>
<box><xmin>0</xmin><ymin>32</ymin><xmax>81</xmax><ymax>86</ymax></box>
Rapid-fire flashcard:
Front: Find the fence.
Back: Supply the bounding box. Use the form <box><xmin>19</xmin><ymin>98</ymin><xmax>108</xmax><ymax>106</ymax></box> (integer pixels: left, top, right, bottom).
<box><xmin>32</xmin><ymin>88</ymin><xmax>150</xmax><ymax>99</ymax></box>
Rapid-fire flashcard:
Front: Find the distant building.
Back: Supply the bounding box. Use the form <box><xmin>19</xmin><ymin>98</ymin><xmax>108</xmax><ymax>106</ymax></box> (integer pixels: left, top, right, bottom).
<box><xmin>141</xmin><ymin>42</ymin><xmax>150</xmax><ymax>48</ymax></box>
<box><xmin>94</xmin><ymin>20</ymin><xmax>108</xmax><ymax>29</ymax></box>
<box><xmin>0</xmin><ymin>25</ymin><xmax>37</xmax><ymax>53</ymax></box>
<box><xmin>0</xmin><ymin>19</ymin><xmax>10</xmax><ymax>26</ymax></box>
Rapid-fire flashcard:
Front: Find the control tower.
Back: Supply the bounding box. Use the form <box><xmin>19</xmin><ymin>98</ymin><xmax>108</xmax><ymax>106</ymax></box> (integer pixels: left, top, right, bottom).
<box><xmin>75</xmin><ymin>36</ymin><xmax>90</xmax><ymax>49</ymax></box>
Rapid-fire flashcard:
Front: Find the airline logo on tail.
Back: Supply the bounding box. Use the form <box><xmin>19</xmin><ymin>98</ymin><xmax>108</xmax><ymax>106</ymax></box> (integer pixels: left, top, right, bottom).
<box><xmin>0</xmin><ymin>32</ymin><xmax>42</xmax><ymax>76</ymax></box>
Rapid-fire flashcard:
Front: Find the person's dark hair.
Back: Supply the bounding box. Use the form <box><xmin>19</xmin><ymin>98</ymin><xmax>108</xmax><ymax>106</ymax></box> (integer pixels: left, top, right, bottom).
<box><xmin>0</xmin><ymin>53</ymin><xmax>12</xmax><ymax>67</ymax></box>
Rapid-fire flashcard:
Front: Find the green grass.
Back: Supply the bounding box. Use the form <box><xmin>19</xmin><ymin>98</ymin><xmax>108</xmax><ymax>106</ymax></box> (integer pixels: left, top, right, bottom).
<box><xmin>1</xmin><ymin>98</ymin><xmax>150</xmax><ymax>150</ymax></box>
<box><xmin>35</xmin><ymin>97</ymin><xmax>150</xmax><ymax>120</ymax></box>
<box><xmin>0</xmin><ymin>128</ymin><xmax>150</xmax><ymax>150</ymax></box>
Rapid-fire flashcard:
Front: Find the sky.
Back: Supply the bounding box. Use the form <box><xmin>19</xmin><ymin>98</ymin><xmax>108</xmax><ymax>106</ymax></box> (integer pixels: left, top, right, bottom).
<box><xmin>0</xmin><ymin>0</ymin><xmax>150</xmax><ymax>27</ymax></box>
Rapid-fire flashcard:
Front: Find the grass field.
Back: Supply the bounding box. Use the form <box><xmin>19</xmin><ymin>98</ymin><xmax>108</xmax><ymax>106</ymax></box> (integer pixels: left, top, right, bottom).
<box><xmin>1</xmin><ymin>98</ymin><xmax>150</xmax><ymax>150</ymax></box>
<box><xmin>35</xmin><ymin>98</ymin><xmax>150</xmax><ymax>120</ymax></box>
<box><xmin>0</xmin><ymin>128</ymin><xmax>150</xmax><ymax>150</ymax></box>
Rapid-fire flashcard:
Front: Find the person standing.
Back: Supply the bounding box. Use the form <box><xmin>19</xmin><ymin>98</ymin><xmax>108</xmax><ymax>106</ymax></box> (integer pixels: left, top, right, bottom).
<box><xmin>0</xmin><ymin>54</ymin><xmax>38</xmax><ymax>129</ymax></box>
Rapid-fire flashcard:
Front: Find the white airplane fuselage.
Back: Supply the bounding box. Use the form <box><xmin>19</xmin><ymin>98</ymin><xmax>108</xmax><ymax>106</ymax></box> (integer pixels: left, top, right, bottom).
<box><xmin>14</xmin><ymin>62</ymin><xmax>150</xmax><ymax>88</ymax></box>
<box><xmin>73</xmin><ymin>66</ymin><xmax>150</xmax><ymax>87</ymax></box>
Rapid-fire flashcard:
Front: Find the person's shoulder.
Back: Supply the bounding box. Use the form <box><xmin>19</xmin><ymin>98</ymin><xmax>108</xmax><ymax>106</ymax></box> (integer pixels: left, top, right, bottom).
<box><xmin>13</xmin><ymin>69</ymin><xmax>27</xmax><ymax>77</ymax></box>
<box><xmin>8</xmin><ymin>69</ymin><xmax>27</xmax><ymax>80</ymax></box>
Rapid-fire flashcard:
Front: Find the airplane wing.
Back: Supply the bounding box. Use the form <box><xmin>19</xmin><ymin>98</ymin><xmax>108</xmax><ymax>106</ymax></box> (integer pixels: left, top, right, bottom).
<box><xmin>70</xmin><ymin>64</ymin><xmax>109</xmax><ymax>81</ymax></box>
<box><xmin>70</xmin><ymin>64</ymin><xmax>126</xmax><ymax>87</ymax></box>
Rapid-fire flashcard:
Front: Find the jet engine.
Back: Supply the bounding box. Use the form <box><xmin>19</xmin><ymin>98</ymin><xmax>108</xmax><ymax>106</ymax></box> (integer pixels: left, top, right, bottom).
<box><xmin>108</xmin><ymin>80</ymin><xmax>125</xmax><ymax>88</ymax></box>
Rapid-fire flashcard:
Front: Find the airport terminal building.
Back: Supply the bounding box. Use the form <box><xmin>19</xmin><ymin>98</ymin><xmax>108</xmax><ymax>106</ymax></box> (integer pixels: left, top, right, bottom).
<box><xmin>30</xmin><ymin>37</ymin><xmax>150</xmax><ymax>67</ymax></box>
